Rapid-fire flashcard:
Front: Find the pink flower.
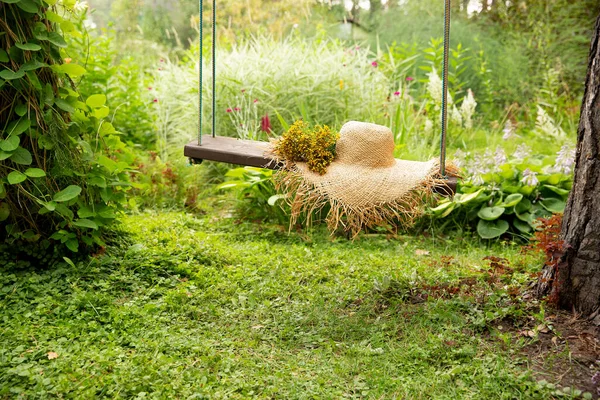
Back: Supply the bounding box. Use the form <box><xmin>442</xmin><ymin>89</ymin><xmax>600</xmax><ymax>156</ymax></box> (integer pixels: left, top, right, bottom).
<box><xmin>241</xmin><ymin>89</ymin><xmax>246</xmax><ymax>93</ymax></box>
<box><xmin>355</xmin><ymin>45</ymin><xmax>360</xmax><ymax>50</ymax></box>
<box><xmin>153</xmin><ymin>99</ymin><xmax>158</xmax><ymax>103</ymax></box>
<box><xmin>253</xmin><ymin>99</ymin><xmax>258</xmax><ymax>103</ymax></box>
<box><xmin>234</xmin><ymin>107</ymin><xmax>241</xmax><ymax>111</ymax></box>
<box><xmin>371</xmin><ymin>61</ymin><xmax>378</xmax><ymax>67</ymax></box>
<box><xmin>148</xmin><ymin>87</ymin><xmax>152</xmax><ymax>90</ymax></box>
<box><xmin>226</xmin><ymin>108</ymin><xmax>233</xmax><ymax>113</ymax></box>
<box><xmin>405</xmin><ymin>76</ymin><xmax>414</xmax><ymax>81</ymax></box>
<box><xmin>261</xmin><ymin>114</ymin><xmax>272</xmax><ymax>133</ymax></box>
<box><xmin>343</xmin><ymin>63</ymin><xmax>346</xmax><ymax>67</ymax></box>
<box><xmin>160</xmin><ymin>59</ymin><xmax>164</xmax><ymax>63</ymax></box>
<box><xmin>158</xmin><ymin>68</ymin><xmax>162</xmax><ymax>71</ymax></box>
<box><xmin>393</xmin><ymin>91</ymin><xmax>401</xmax><ymax>96</ymax></box>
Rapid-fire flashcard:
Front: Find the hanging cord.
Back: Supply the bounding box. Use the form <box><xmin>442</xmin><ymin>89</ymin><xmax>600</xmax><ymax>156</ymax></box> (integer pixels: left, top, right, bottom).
<box><xmin>198</xmin><ymin>0</ymin><xmax>203</xmax><ymax>145</ymax></box>
<box><xmin>212</xmin><ymin>0</ymin><xmax>216</xmax><ymax>137</ymax></box>
<box><xmin>440</xmin><ymin>0</ymin><xmax>451</xmax><ymax>177</ymax></box>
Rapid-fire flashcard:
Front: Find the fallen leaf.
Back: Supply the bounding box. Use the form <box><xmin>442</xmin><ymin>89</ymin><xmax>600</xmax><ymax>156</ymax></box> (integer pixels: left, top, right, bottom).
<box><xmin>251</xmin><ymin>325</ymin><xmax>264</xmax><ymax>330</ymax></box>
<box><xmin>415</xmin><ymin>249</ymin><xmax>430</xmax><ymax>256</ymax></box>
<box><xmin>537</xmin><ymin>324</ymin><xmax>550</xmax><ymax>334</ymax></box>
<box><xmin>47</xmin><ymin>352</ymin><xmax>58</xmax><ymax>360</ymax></box>
<box><xmin>552</xmin><ymin>336</ymin><xmax>560</xmax><ymax>346</ymax></box>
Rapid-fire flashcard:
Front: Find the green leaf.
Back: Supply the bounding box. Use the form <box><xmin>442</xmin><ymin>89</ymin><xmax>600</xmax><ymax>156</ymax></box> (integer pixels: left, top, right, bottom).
<box><xmin>86</xmin><ymin>94</ymin><xmax>106</xmax><ymax>108</ymax></box>
<box><xmin>24</xmin><ymin>168</ymin><xmax>46</xmax><ymax>178</ymax></box>
<box><xmin>47</xmin><ymin>32</ymin><xmax>67</xmax><ymax>48</ymax></box>
<box><xmin>54</xmin><ymin>204</ymin><xmax>74</xmax><ymax>219</ymax></box>
<box><xmin>16</xmin><ymin>0</ymin><xmax>39</xmax><ymax>13</ymax></box>
<box><xmin>59</xmin><ymin>63</ymin><xmax>86</xmax><ymax>77</ymax></box>
<box><xmin>7</xmin><ymin>119</ymin><xmax>30</xmax><ymax>136</ymax></box>
<box><xmin>10</xmin><ymin>147</ymin><xmax>32</xmax><ymax>165</ymax></box>
<box><xmin>43</xmin><ymin>83</ymin><xmax>54</xmax><ymax>105</ymax></box>
<box><xmin>0</xmin><ymin>68</ymin><xmax>25</xmax><ymax>80</ymax></box>
<box><xmin>77</xmin><ymin>206</ymin><xmax>96</xmax><ymax>218</ymax></box>
<box><xmin>0</xmin><ymin>203</ymin><xmax>10</xmax><ymax>222</ymax></box>
<box><xmin>0</xmin><ymin>0</ymin><xmax>22</xmax><ymax>3</ymax></box>
<box><xmin>543</xmin><ymin>185</ymin><xmax>570</xmax><ymax>196</ymax></box>
<box><xmin>7</xmin><ymin>171</ymin><xmax>27</xmax><ymax>184</ymax></box>
<box><xmin>72</xmin><ymin>219</ymin><xmax>98</xmax><ymax>230</ymax></box>
<box><xmin>500</xmin><ymin>193</ymin><xmax>523</xmax><ymax>208</ymax></box>
<box><xmin>455</xmin><ymin>189</ymin><xmax>483</xmax><ymax>204</ymax></box>
<box><xmin>0</xmin><ymin>49</ymin><xmax>9</xmax><ymax>62</ymax></box>
<box><xmin>54</xmin><ymin>98</ymin><xmax>75</xmax><ymax>113</ymax></box>
<box><xmin>477</xmin><ymin>206</ymin><xmax>505</xmax><ymax>221</ymax></box>
<box><xmin>15</xmin><ymin>42</ymin><xmax>41</xmax><ymax>51</ymax></box>
<box><xmin>93</xmin><ymin>106</ymin><xmax>110</xmax><ymax>119</ymax></box>
<box><xmin>513</xmin><ymin>219</ymin><xmax>532</xmax><ymax>234</ymax></box>
<box><xmin>53</xmin><ymin>185</ymin><xmax>82</xmax><ymax>202</ymax></box>
<box><xmin>0</xmin><ymin>136</ymin><xmax>20</xmax><ymax>152</ymax></box>
<box><xmin>541</xmin><ymin>198</ymin><xmax>566</xmax><ymax>213</ymax></box>
<box><xmin>477</xmin><ymin>219</ymin><xmax>509</xmax><ymax>239</ymax></box>
<box><xmin>21</xmin><ymin>59</ymin><xmax>47</xmax><ymax>71</ymax></box>
<box><xmin>0</xmin><ymin>151</ymin><xmax>11</xmax><ymax>161</ymax></box>
<box><xmin>65</xmin><ymin>239</ymin><xmax>79</xmax><ymax>252</ymax></box>
<box><xmin>42</xmin><ymin>201</ymin><xmax>56</xmax><ymax>211</ymax></box>
<box><xmin>15</xmin><ymin>104</ymin><xmax>27</xmax><ymax>116</ymax></box>
<box><xmin>516</xmin><ymin>212</ymin><xmax>534</xmax><ymax>223</ymax></box>
<box><xmin>515</xmin><ymin>198</ymin><xmax>532</xmax><ymax>214</ymax></box>
<box><xmin>268</xmin><ymin>194</ymin><xmax>285</xmax><ymax>206</ymax></box>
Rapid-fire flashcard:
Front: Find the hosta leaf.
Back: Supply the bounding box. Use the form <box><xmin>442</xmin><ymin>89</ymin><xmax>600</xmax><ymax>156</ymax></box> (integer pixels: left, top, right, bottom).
<box><xmin>500</xmin><ymin>193</ymin><xmax>523</xmax><ymax>208</ymax></box>
<box><xmin>541</xmin><ymin>198</ymin><xmax>566</xmax><ymax>213</ymax></box>
<box><xmin>53</xmin><ymin>185</ymin><xmax>82</xmax><ymax>202</ymax></box>
<box><xmin>268</xmin><ymin>194</ymin><xmax>285</xmax><ymax>206</ymax></box>
<box><xmin>477</xmin><ymin>219</ymin><xmax>509</xmax><ymax>239</ymax></box>
<box><xmin>0</xmin><ymin>202</ymin><xmax>9</xmax><ymax>222</ymax></box>
<box><xmin>15</xmin><ymin>42</ymin><xmax>41</xmax><ymax>51</ymax></box>
<box><xmin>513</xmin><ymin>218</ymin><xmax>532</xmax><ymax>233</ymax></box>
<box><xmin>0</xmin><ymin>136</ymin><xmax>20</xmax><ymax>152</ymax></box>
<box><xmin>516</xmin><ymin>212</ymin><xmax>534</xmax><ymax>223</ymax></box>
<box><xmin>515</xmin><ymin>197</ymin><xmax>532</xmax><ymax>214</ymax></box>
<box><xmin>543</xmin><ymin>185</ymin><xmax>570</xmax><ymax>196</ymax></box>
<box><xmin>455</xmin><ymin>189</ymin><xmax>483</xmax><ymax>204</ymax></box>
<box><xmin>0</xmin><ymin>68</ymin><xmax>25</xmax><ymax>80</ymax></box>
<box><xmin>86</xmin><ymin>94</ymin><xmax>106</xmax><ymax>108</ymax></box>
<box><xmin>7</xmin><ymin>171</ymin><xmax>27</xmax><ymax>184</ymax></box>
<box><xmin>72</xmin><ymin>219</ymin><xmax>98</xmax><ymax>230</ymax></box>
<box><xmin>477</xmin><ymin>206</ymin><xmax>505</xmax><ymax>221</ymax></box>
<box><xmin>10</xmin><ymin>147</ymin><xmax>32</xmax><ymax>165</ymax></box>
<box><xmin>24</xmin><ymin>168</ymin><xmax>46</xmax><ymax>178</ymax></box>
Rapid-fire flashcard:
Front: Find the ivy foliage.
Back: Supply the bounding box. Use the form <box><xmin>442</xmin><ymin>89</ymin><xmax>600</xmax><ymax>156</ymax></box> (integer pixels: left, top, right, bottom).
<box><xmin>0</xmin><ymin>0</ymin><xmax>134</xmax><ymax>252</ymax></box>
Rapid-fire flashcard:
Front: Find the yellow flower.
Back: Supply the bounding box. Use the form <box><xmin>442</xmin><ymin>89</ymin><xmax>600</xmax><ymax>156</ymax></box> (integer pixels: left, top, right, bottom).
<box><xmin>339</xmin><ymin>79</ymin><xmax>344</xmax><ymax>90</ymax></box>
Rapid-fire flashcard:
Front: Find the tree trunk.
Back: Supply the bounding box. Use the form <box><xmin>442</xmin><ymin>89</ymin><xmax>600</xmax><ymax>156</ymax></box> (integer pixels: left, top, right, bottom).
<box><xmin>537</xmin><ymin>13</ymin><xmax>600</xmax><ymax>322</ymax></box>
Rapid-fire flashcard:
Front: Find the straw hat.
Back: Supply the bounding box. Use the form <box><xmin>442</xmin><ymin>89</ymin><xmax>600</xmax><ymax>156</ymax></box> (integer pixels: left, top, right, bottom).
<box><xmin>275</xmin><ymin>121</ymin><xmax>458</xmax><ymax>236</ymax></box>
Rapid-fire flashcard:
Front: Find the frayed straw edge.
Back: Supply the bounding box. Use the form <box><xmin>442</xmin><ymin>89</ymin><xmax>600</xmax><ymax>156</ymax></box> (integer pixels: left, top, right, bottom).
<box><xmin>274</xmin><ymin>161</ymin><xmax>460</xmax><ymax>239</ymax></box>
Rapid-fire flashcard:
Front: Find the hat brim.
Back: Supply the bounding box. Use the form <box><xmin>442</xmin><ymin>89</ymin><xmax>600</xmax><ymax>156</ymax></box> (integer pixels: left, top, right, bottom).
<box><xmin>293</xmin><ymin>158</ymin><xmax>440</xmax><ymax>208</ymax></box>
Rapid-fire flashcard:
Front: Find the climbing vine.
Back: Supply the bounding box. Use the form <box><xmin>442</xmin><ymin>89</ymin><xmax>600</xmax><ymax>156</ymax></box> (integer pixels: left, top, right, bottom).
<box><xmin>0</xmin><ymin>0</ymin><xmax>134</xmax><ymax>253</ymax></box>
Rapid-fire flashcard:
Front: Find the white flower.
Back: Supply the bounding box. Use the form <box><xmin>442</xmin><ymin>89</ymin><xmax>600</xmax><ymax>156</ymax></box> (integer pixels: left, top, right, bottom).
<box><xmin>453</xmin><ymin>149</ymin><xmax>468</xmax><ymax>168</ymax></box>
<box><xmin>424</xmin><ymin>119</ymin><xmax>433</xmax><ymax>135</ymax></box>
<box><xmin>426</xmin><ymin>68</ymin><xmax>452</xmax><ymax>107</ymax></box>
<box><xmin>73</xmin><ymin>1</ymin><xmax>88</xmax><ymax>12</ymax></box>
<box><xmin>471</xmin><ymin>174</ymin><xmax>485</xmax><ymax>186</ymax></box>
<box><xmin>512</xmin><ymin>144</ymin><xmax>531</xmax><ymax>162</ymax></box>
<box><xmin>460</xmin><ymin>89</ymin><xmax>477</xmax><ymax>129</ymax></box>
<box><xmin>451</xmin><ymin>105</ymin><xmax>462</xmax><ymax>126</ymax></box>
<box><xmin>553</xmin><ymin>144</ymin><xmax>576</xmax><ymax>174</ymax></box>
<box><xmin>536</xmin><ymin>106</ymin><xmax>565</xmax><ymax>139</ymax></box>
<box><xmin>502</xmin><ymin>120</ymin><xmax>515</xmax><ymax>140</ymax></box>
<box><xmin>494</xmin><ymin>147</ymin><xmax>507</xmax><ymax>165</ymax></box>
<box><xmin>521</xmin><ymin>168</ymin><xmax>539</xmax><ymax>186</ymax></box>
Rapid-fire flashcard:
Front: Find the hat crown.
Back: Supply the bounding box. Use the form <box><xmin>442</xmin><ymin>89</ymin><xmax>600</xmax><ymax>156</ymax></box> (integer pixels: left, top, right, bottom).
<box><xmin>335</xmin><ymin>121</ymin><xmax>396</xmax><ymax>167</ymax></box>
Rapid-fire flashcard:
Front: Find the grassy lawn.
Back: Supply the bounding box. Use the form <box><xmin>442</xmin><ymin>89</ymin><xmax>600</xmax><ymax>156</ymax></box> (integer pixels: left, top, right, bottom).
<box><xmin>0</xmin><ymin>211</ymin><xmax>577</xmax><ymax>398</ymax></box>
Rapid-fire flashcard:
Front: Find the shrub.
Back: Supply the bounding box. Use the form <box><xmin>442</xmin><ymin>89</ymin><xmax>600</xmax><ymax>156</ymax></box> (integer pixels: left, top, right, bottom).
<box><xmin>0</xmin><ymin>2</ymin><xmax>134</xmax><ymax>253</ymax></box>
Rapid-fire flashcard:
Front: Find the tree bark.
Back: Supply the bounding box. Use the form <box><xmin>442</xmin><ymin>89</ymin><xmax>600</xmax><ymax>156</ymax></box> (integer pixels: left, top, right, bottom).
<box><xmin>537</xmin><ymin>13</ymin><xmax>600</xmax><ymax>322</ymax></box>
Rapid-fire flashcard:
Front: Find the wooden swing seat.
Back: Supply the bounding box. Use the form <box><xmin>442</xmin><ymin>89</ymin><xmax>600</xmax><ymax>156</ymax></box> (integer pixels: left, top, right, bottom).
<box><xmin>184</xmin><ymin>135</ymin><xmax>457</xmax><ymax>195</ymax></box>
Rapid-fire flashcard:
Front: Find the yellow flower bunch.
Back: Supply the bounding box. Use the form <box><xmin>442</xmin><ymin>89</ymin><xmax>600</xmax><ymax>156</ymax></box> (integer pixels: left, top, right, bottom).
<box><xmin>273</xmin><ymin>120</ymin><xmax>339</xmax><ymax>175</ymax></box>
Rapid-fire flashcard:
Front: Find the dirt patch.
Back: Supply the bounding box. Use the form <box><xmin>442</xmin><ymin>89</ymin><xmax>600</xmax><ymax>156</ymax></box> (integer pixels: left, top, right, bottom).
<box><xmin>504</xmin><ymin>307</ymin><xmax>600</xmax><ymax>398</ymax></box>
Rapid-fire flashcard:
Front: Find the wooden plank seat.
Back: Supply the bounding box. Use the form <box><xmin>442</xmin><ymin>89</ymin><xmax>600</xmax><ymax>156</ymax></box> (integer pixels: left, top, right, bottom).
<box><xmin>184</xmin><ymin>135</ymin><xmax>457</xmax><ymax>195</ymax></box>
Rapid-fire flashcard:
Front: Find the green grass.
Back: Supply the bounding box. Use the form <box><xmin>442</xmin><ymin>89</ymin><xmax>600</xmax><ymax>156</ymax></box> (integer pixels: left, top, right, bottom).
<box><xmin>0</xmin><ymin>211</ymin><xmax>562</xmax><ymax>398</ymax></box>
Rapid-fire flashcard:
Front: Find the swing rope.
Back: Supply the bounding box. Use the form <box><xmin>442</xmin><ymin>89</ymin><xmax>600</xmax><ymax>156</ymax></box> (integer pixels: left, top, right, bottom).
<box><xmin>197</xmin><ymin>0</ymin><xmax>451</xmax><ymax>178</ymax></box>
<box><xmin>440</xmin><ymin>0</ymin><xmax>450</xmax><ymax>178</ymax></box>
